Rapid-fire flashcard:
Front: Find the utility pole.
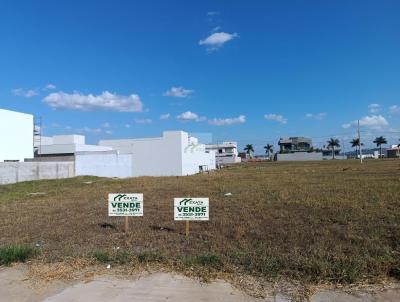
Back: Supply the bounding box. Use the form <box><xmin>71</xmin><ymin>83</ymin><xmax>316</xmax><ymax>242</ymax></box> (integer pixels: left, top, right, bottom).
<box><xmin>342</xmin><ymin>138</ymin><xmax>345</xmax><ymax>160</ymax></box>
<box><xmin>358</xmin><ymin>120</ymin><xmax>363</xmax><ymax>164</ymax></box>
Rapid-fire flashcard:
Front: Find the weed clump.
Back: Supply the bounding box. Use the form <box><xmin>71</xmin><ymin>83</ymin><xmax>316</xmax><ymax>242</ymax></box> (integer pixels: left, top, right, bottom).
<box><xmin>137</xmin><ymin>252</ymin><xmax>165</xmax><ymax>263</ymax></box>
<box><xmin>0</xmin><ymin>245</ymin><xmax>36</xmax><ymax>265</ymax></box>
<box><xmin>92</xmin><ymin>250</ymin><xmax>110</xmax><ymax>263</ymax></box>
<box><xmin>181</xmin><ymin>254</ymin><xmax>223</xmax><ymax>270</ymax></box>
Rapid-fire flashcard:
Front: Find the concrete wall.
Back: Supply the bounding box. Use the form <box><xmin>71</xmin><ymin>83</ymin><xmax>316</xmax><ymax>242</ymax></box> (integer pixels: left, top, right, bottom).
<box><xmin>0</xmin><ymin>109</ymin><xmax>33</xmax><ymax>162</ymax></box>
<box><xmin>100</xmin><ymin>132</ymin><xmax>183</xmax><ymax>177</ymax></box>
<box><xmin>99</xmin><ymin>131</ymin><xmax>216</xmax><ymax>177</ymax></box>
<box><xmin>276</xmin><ymin>152</ymin><xmax>323</xmax><ymax>161</ymax></box>
<box><xmin>216</xmin><ymin>156</ymin><xmax>241</xmax><ymax>165</ymax></box>
<box><xmin>0</xmin><ymin>162</ymin><xmax>74</xmax><ymax>185</ymax></box>
<box><xmin>75</xmin><ymin>151</ymin><xmax>132</xmax><ymax>178</ymax></box>
<box><xmin>26</xmin><ymin>156</ymin><xmax>75</xmax><ymax>162</ymax></box>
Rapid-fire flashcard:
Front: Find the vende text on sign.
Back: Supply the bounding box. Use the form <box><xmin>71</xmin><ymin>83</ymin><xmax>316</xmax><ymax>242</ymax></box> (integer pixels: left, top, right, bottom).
<box><xmin>174</xmin><ymin>198</ymin><xmax>209</xmax><ymax>221</ymax></box>
<box><xmin>108</xmin><ymin>193</ymin><xmax>143</xmax><ymax>216</ymax></box>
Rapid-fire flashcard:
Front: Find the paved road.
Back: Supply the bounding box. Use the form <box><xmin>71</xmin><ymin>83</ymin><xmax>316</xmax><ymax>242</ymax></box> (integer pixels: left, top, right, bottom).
<box><xmin>1</xmin><ymin>266</ymin><xmax>399</xmax><ymax>302</ymax></box>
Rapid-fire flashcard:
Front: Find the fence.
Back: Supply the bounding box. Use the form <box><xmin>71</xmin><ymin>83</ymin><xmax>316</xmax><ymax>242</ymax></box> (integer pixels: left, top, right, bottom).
<box><xmin>0</xmin><ymin>162</ymin><xmax>74</xmax><ymax>185</ymax></box>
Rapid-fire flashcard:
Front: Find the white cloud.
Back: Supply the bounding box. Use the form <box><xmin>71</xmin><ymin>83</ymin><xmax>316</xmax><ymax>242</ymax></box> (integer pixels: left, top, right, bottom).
<box><xmin>76</xmin><ymin>127</ymin><xmax>102</xmax><ymax>134</ymax></box>
<box><xmin>43</xmin><ymin>91</ymin><xmax>144</xmax><ymax>112</ymax></box>
<box><xmin>176</xmin><ymin>111</ymin><xmax>206</xmax><ymax>122</ymax></box>
<box><xmin>342</xmin><ymin>115</ymin><xmax>389</xmax><ymax>129</ymax></box>
<box><xmin>368</xmin><ymin>103</ymin><xmax>380</xmax><ymax>113</ymax></box>
<box><xmin>199</xmin><ymin>32</ymin><xmax>239</xmax><ymax>52</ymax></box>
<box><xmin>211</xmin><ymin>26</ymin><xmax>221</xmax><ymax>32</ymax></box>
<box><xmin>264</xmin><ymin>114</ymin><xmax>288</xmax><ymax>124</ymax></box>
<box><xmin>160</xmin><ymin>113</ymin><xmax>171</xmax><ymax>120</ymax></box>
<box><xmin>208</xmin><ymin>115</ymin><xmax>246</xmax><ymax>126</ymax></box>
<box><xmin>12</xmin><ymin>88</ymin><xmax>38</xmax><ymax>98</ymax></box>
<box><xmin>305</xmin><ymin>112</ymin><xmax>327</xmax><ymax>120</ymax></box>
<box><xmin>163</xmin><ymin>86</ymin><xmax>193</xmax><ymax>98</ymax></box>
<box><xmin>134</xmin><ymin>118</ymin><xmax>152</xmax><ymax>124</ymax></box>
<box><xmin>105</xmin><ymin>130</ymin><xmax>113</xmax><ymax>135</ymax></box>
<box><xmin>101</xmin><ymin>122</ymin><xmax>111</xmax><ymax>128</ymax></box>
<box><xmin>207</xmin><ymin>11</ymin><xmax>219</xmax><ymax>16</ymax></box>
<box><xmin>45</xmin><ymin>84</ymin><xmax>56</xmax><ymax>90</ymax></box>
<box><xmin>389</xmin><ymin>105</ymin><xmax>400</xmax><ymax>114</ymax></box>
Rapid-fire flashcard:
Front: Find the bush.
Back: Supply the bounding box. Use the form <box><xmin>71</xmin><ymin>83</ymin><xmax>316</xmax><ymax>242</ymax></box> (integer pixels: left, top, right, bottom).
<box><xmin>137</xmin><ymin>252</ymin><xmax>164</xmax><ymax>263</ymax></box>
<box><xmin>196</xmin><ymin>254</ymin><xmax>223</xmax><ymax>269</ymax></box>
<box><xmin>114</xmin><ymin>251</ymin><xmax>131</xmax><ymax>264</ymax></box>
<box><xmin>0</xmin><ymin>245</ymin><xmax>35</xmax><ymax>265</ymax></box>
<box><xmin>92</xmin><ymin>250</ymin><xmax>110</xmax><ymax>263</ymax></box>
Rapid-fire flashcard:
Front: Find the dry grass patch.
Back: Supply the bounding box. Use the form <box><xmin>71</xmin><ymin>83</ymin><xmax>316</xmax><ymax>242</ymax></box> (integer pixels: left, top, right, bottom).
<box><xmin>0</xmin><ymin>159</ymin><xmax>399</xmax><ymax>286</ymax></box>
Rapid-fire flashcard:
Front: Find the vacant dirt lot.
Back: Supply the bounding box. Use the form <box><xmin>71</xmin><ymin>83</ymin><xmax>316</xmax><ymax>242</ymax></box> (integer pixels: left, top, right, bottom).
<box><xmin>0</xmin><ymin>159</ymin><xmax>399</xmax><ymax>287</ymax></box>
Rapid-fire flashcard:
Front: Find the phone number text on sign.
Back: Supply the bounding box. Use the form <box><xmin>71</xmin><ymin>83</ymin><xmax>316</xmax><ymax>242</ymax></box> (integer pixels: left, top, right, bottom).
<box><xmin>174</xmin><ymin>198</ymin><xmax>209</xmax><ymax>221</ymax></box>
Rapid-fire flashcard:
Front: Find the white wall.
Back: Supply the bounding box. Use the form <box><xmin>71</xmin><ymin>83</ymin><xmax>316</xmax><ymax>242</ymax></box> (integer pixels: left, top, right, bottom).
<box><xmin>39</xmin><ymin>143</ymin><xmax>112</xmax><ymax>155</ymax></box>
<box><xmin>0</xmin><ymin>109</ymin><xmax>33</xmax><ymax>162</ymax></box>
<box><xmin>52</xmin><ymin>135</ymin><xmax>85</xmax><ymax>145</ymax></box>
<box><xmin>99</xmin><ymin>131</ymin><xmax>215</xmax><ymax>177</ymax></box>
<box><xmin>37</xmin><ymin>134</ymin><xmax>112</xmax><ymax>155</ymax></box>
<box><xmin>100</xmin><ymin>132</ymin><xmax>182</xmax><ymax>176</ymax></box>
<box><xmin>75</xmin><ymin>151</ymin><xmax>132</xmax><ymax>178</ymax></box>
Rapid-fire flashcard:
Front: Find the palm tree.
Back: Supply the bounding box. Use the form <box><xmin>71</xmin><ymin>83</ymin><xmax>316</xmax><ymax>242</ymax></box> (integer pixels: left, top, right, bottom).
<box><xmin>373</xmin><ymin>136</ymin><xmax>387</xmax><ymax>158</ymax></box>
<box><xmin>350</xmin><ymin>138</ymin><xmax>363</xmax><ymax>159</ymax></box>
<box><xmin>244</xmin><ymin>144</ymin><xmax>254</xmax><ymax>158</ymax></box>
<box><xmin>264</xmin><ymin>144</ymin><xmax>273</xmax><ymax>159</ymax></box>
<box><xmin>327</xmin><ymin>138</ymin><xmax>340</xmax><ymax>159</ymax></box>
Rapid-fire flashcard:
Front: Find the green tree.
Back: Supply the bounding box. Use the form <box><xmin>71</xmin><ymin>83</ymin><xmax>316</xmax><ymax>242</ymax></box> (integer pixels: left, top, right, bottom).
<box><xmin>244</xmin><ymin>144</ymin><xmax>254</xmax><ymax>157</ymax></box>
<box><xmin>373</xmin><ymin>136</ymin><xmax>387</xmax><ymax>158</ymax></box>
<box><xmin>350</xmin><ymin>138</ymin><xmax>363</xmax><ymax>159</ymax></box>
<box><xmin>327</xmin><ymin>138</ymin><xmax>340</xmax><ymax>159</ymax></box>
<box><xmin>263</xmin><ymin>144</ymin><xmax>273</xmax><ymax>159</ymax></box>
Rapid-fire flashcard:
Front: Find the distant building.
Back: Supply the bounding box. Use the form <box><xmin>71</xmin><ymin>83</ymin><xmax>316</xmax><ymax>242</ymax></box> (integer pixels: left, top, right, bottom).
<box><xmin>387</xmin><ymin>146</ymin><xmax>400</xmax><ymax>158</ymax></box>
<box><xmin>205</xmin><ymin>142</ymin><xmax>241</xmax><ymax>165</ymax></box>
<box><xmin>278</xmin><ymin>137</ymin><xmax>312</xmax><ymax>153</ymax></box>
<box><xmin>0</xmin><ymin>109</ymin><xmax>33</xmax><ymax>162</ymax></box>
<box><xmin>238</xmin><ymin>152</ymin><xmax>249</xmax><ymax>161</ymax></box>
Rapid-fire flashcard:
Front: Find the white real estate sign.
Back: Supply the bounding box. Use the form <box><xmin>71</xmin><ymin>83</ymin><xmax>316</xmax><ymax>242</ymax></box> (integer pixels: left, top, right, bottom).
<box><xmin>174</xmin><ymin>198</ymin><xmax>209</xmax><ymax>221</ymax></box>
<box><xmin>108</xmin><ymin>193</ymin><xmax>143</xmax><ymax>216</ymax></box>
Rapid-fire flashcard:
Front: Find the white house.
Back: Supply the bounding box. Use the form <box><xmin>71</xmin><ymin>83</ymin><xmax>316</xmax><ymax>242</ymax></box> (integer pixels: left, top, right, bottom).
<box><xmin>99</xmin><ymin>131</ymin><xmax>216</xmax><ymax>177</ymax></box>
<box><xmin>34</xmin><ymin>134</ymin><xmax>132</xmax><ymax>178</ymax></box>
<box><xmin>36</xmin><ymin>135</ymin><xmax>113</xmax><ymax>157</ymax></box>
<box><xmin>205</xmin><ymin>142</ymin><xmax>241</xmax><ymax>165</ymax></box>
<box><xmin>0</xmin><ymin>109</ymin><xmax>33</xmax><ymax>162</ymax></box>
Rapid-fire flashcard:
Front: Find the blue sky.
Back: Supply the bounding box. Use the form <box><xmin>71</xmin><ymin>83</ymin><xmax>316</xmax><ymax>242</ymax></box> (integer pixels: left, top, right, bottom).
<box><xmin>1</xmin><ymin>0</ymin><xmax>399</xmax><ymax>152</ymax></box>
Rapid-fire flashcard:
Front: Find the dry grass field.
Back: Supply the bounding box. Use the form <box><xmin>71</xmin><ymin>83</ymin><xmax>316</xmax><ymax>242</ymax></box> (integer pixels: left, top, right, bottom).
<box><xmin>0</xmin><ymin>159</ymin><xmax>399</xmax><ymax>285</ymax></box>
